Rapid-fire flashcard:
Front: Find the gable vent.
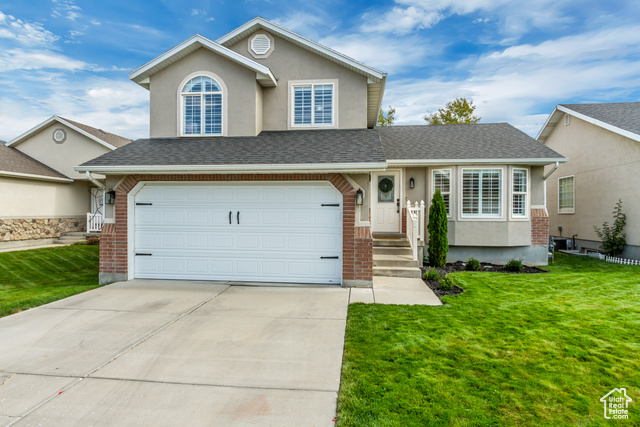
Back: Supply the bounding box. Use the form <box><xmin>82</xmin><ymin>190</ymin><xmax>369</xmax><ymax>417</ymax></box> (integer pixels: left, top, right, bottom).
<box><xmin>251</xmin><ymin>34</ymin><xmax>271</xmax><ymax>55</ymax></box>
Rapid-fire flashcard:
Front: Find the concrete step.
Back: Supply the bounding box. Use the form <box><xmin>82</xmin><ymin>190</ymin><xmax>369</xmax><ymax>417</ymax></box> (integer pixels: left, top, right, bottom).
<box><xmin>52</xmin><ymin>240</ymin><xmax>74</xmax><ymax>245</ymax></box>
<box><xmin>372</xmin><ymin>238</ymin><xmax>411</xmax><ymax>248</ymax></box>
<box><xmin>373</xmin><ymin>254</ymin><xmax>419</xmax><ymax>268</ymax></box>
<box><xmin>57</xmin><ymin>235</ymin><xmax>84</xmax><ymax>241</ymax></box>
<box><xmin>373</xmin><ymin>266</ymin><xmax>422</xmax><ymax>278</ymax></box>
<box><xmin>373</xmin><ymin>246</ymin><xmax>414</xmax><ymax>256</ymax></box>
<box><xmin>64</xmin><ymin>232</ymin><xmax>88</xmax><ymax>236</ymax></box>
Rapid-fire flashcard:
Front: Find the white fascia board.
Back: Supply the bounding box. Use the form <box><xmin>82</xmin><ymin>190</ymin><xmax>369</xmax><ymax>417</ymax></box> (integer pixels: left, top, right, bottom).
<box><xmin>535</xmin><ymin>106</ymin><xmax>561</xmax><ymax>142</ymax></box>
<box><xmin>556</xmin><ymin>105</ymin><xmax>640</xmax><ymax>143</ymax></box>
<box><xmin>216</xmin><ymin>17</ymin><xmax>386</xmax><ymax>82</ymax></box>
<box><xmin>129</xmin><ymin>34</ymin><xmax>277</xmax><ymax>87</ymax></box>
<box><xmin>0</xmin><ymin>170</ymin><xmax>73</xmax><ymax>182</ymax></box>
<box><xmin>8</xmin><ymin>116</ymin><xmax>117</xmax><ymax>151</ymax></box>
<box><xmin>75</xmin><ymin>162</ymin><xmax>388</xmax><ymax>174</ymax></box>
<box><xmin>387</xmin><ymin>158</ymin><xmax>568</xmax><ymax>167</ymax></box>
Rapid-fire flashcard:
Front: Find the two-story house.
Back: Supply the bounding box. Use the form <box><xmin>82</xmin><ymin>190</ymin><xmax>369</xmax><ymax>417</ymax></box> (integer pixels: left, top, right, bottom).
<box><xmin>78</xmin><ymin>17</ymin><xmax>565</xmax><ymax>286</ymax></box>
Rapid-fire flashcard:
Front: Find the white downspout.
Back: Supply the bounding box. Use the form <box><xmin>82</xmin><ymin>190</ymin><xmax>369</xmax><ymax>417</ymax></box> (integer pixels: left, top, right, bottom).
<box><xmin>543</xmin><ymin>161</ymin><xmax>559</xmax><ymax>215</ymax></box>
<box><xmin>86</xmin><ymin>171</ymin><xmax>106</xmax><ymax>190</ymax></box>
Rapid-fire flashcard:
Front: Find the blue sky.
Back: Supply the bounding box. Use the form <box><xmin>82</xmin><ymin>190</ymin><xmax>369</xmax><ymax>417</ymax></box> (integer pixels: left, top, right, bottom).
<box><xmin>1</xmin><ymin>0</ymin><xmax>639</xmax><ymax>141</ymax></box>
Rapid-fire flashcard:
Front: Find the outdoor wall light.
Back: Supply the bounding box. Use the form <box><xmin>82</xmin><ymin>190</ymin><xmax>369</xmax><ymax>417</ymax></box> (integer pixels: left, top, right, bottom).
<box><xmin>355</xmin><ymin>188</ymin><xmax>364</xmax><ymax>206</ymax></box>
<box><xmin>105</xmin><ymin>190</ymin><xmax>116</xmax><ymax>205</ymax></box>
<box><xmin>409</xmin><ymin>177</ymin><xmax>415</xmax><ymax>189</ymax></box>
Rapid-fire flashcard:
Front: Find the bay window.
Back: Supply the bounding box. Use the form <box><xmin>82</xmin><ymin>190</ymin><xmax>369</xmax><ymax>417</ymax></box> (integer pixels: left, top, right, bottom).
<box><xmin>462</xmin><ymin>169</ymin><xmax>502</xmax><ymax>217</ymax></box>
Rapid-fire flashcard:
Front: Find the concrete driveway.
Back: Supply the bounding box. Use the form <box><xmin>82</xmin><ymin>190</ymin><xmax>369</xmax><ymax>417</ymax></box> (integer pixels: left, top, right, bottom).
<box><xmin>0</xmin><ymin>280</ymin><xmax>349</xmax><ymax>426</ymax></box>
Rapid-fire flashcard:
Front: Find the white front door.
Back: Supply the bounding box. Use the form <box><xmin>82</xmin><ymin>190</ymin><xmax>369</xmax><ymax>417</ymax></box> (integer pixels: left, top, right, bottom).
<box><xmin>372</xmin><ymin>171</ymin><xmax>401</xmax><ymax>233</ymax></box>
<box><xmin>132</xmin><ymin>182</ymin><xmax>343</xmax><ymax>285</ymax></box>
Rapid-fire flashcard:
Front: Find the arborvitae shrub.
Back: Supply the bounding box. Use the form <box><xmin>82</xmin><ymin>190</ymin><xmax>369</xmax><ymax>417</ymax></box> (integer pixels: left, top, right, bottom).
<box><xmin>427</xmin><ymin>190</ymin><xmax>449</xmax><ymax>267</ymax></box>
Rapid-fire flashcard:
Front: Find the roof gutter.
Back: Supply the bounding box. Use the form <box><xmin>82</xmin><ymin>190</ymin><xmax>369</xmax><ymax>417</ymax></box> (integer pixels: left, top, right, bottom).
<box><xmin>85</xmin><ymin>171</ymin><xmax>106</xmax><ymax>190</ymax></box>
<box><xmin>76</xmin><ymin>162</ymin><xmax>389</xmax><ymax>174</ymax></box>
<box><xmin>387</xmin><ymin>158</ymin><xmax>568</xmax><ymax>167</ymax></box>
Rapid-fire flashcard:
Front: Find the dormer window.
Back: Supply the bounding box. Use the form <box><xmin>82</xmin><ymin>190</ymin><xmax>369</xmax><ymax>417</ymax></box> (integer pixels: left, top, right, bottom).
<box><xmin>290</xmin><ymin>81</ymin><xmax>336</xmax><ymax>128</ymax></box>
<box><xmin>181</xmin><ymin>76</ymin><xmax>223</xmax><ymax>136</ymax></box>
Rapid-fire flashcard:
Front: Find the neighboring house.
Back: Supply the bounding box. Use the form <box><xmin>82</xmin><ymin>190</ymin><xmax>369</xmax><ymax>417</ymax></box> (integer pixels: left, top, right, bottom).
<box><xmin>538</xmin><ymin>102</ymin><xmax>640</xmax><ymax>259</ymax></box>
<box><xmin>1</xmin><ymin>116</ymin><xmax>130</xmax><ymax>247</ymax></box>
<box><xmin>77</xmin><ymin>17</ymin><xmax>565</xmax><ymax>286</ymax></box>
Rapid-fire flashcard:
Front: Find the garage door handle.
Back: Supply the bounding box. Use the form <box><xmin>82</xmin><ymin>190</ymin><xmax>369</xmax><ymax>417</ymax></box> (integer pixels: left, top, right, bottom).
<box><xmin>136</xmin><ymin>203</ymin><xmax>152</xmax><ymax>206</ymax></box>
<box><xmin>237</xmin><ymin>211</ymin><xmax>240</xmax><ymax>224</ymax></box>
<box><xmin>321</xmin><ymin>204</ymin><xmax>340</xmax><ymax>207</ymax></box>
<box><xmin>321</xmin><ymin>256</ymin><xmax>339</xmax><ymax>259</ymax></box>
<box><xmin>229</xmin><ymin>211</ymin><xmax>232</xmax><ymax>224</ymax></box>
<box><xmin>136</xmin><ymin>253</ymin><xmax>152</xmax><ymax>256</ymax></box>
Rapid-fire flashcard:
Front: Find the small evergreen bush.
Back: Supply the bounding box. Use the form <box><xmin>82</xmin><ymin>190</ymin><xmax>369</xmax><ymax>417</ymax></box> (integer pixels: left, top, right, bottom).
<box><xmin>422</xmin><ymin>268</ymin><xmax>440</xmax><ymax>281</ymax></box>
<box><xmin>427</xmin><ymin>190</ymin><xmax>449</xmax><ymax>267</ymax></box>
<box><xmin>439</xmin><ymin>275</ymin><xmax>454</xmax><ymax>290</ymax></box>
<box><xmin>465</xmin><ymin>257</ymin><xmax>481</xmax><ymax>271</ymax></box>
<box><xmin>594</xmin><ymin>199</ymin><xmax>627</xmax><ymax>257</ymax></box>
<box><xmin>504</xmin><ymin>258</ymin><xmax>524</xmax><ymax>272</ymax></box>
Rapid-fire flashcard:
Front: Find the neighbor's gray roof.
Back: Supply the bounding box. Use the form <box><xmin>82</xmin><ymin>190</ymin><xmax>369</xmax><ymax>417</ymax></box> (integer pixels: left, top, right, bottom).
<box><xmin>560</xmin><ymin>102</ymin><xmax>640</xmax><ymax>136</ymax></box>
<box><xmin>80</xmin><ymin>129</ymin><xmax>386</xmax><ymax>167</ymax></box>
<box><xmin>59</xmin><ymin>117</ymin><xmax>132</xmax><ymax>148</ymax></box>
<box><xmin>378</xmin><ymin>123</ymin><xmax>564</xmax><ymax>161</ymax></box>
<box><xmin>0</xmin><ymin>143</ymin><xmax>71</xmax><ymax>180</ymax></box>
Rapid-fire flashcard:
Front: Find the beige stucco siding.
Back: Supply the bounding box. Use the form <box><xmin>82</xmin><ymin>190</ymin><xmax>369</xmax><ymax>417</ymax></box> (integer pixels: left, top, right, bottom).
<box><xmin>0</xmin><ymin>176</ymin><xmax>90</xmax><ymax>218</ymax></box>
<box><xmin>228</xmin><ymin>31</ymin><xmax>368</xmax><ymax>130</ymax></box>
<box><xmin>12</xmin><ymin>123</ymin><xmax>111</xmax><ymax>180</ymax></box>
<box><xmin>149</xmin><ymin>48</ymin><xmax>258</xmax><ymax>137</ymax></box>
<box><xmin>544</xmin><ymin>115</ymin><xmax>640</xmax><ymax>246</ymax></box>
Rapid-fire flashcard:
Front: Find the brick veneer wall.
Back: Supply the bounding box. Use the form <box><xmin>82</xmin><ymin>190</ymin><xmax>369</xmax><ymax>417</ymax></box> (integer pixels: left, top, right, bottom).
<box><xmin>99</xmin><ymin>173</ymin><xmax>373</xmax><ymax>286</ymax></box>
<box><xmin>531</xmin><ymin>208</ymin><xmax>549</xmax><ymax>246</ymax></box>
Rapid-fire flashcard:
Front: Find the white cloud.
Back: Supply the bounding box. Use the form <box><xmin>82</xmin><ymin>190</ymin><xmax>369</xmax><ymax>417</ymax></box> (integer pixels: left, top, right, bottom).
<box><xmin>319</xmin><ymin>33</ymin><xmax>433</xmax><ymax>74</ymax></box>
<box><xmin>0</xmin><ymin>48</ymin><xmax>86</xmax><ymax>72</ymax></box>
<box><xmin>272</xmin><ymin>12</ymin><xmax>333</xmax><ymax>40</ymax></box>
<box><xmin>0</xmin><ymin>11</ymin><xmax>59</xmax><ymax>46</ymax></box>
<box><xmin>51</xmin><ymin>0</ymin><xmax>82</xmax><ymax>21</ymax></box>
<box><xmin>381</xmin><ymin>25</ymin><xmax>640</xmax><ymax>136</ymax></box>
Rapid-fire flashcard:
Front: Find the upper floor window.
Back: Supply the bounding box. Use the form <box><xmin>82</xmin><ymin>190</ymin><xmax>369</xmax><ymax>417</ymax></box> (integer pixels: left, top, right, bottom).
<box><xmin>558</xmin><ymin>176</ymin><xmax>574</xmax><ymax>213</ymax></box>
<box><xmin>292</xmin><ymin>83</ymin><xmax>334</xmax><ymax>127</ymax></box>
<box><xmin>181</xmin><ymin>76</ymin><xmax>222</xmax><ymax>136</ymax></box>
<box><xmin>512</xmin><ymin>168</ymin><xmax>528</xmax><ymax>217</ymax></box>
<box><xmin>462</xmin><ymin>169</ymin><xmax>502</xmax><ymax>217</ymax></box>
<box><xmin>432</xmin><ymin>169</ymin><xmax>451</xmax><ymax>216</ymax></box>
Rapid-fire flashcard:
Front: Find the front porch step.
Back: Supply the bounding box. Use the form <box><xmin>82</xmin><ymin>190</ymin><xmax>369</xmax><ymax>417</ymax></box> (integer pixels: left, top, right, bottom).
<box><xmin>373</xmin><ymin>266</ymin><xmax>422</xmax><ymax>278</ymax></box>
<box><xmin>372</xmin><ymin>246</ymin><xmax>414</xmax><ymax>256</ymax></box>
<box><xmin>373</xmin><ymin>254</ymin><xmax>419</xmax><ymax>268</ymax></box>
<box><xmin>57</xmin><ymin>235</ymin><xmax>85</xmax><ymax>241</ymax></box>
<box><xmin>372</xmin><ymin>238</ymin><xmax>411</xmax><ymax>248</ymax></box>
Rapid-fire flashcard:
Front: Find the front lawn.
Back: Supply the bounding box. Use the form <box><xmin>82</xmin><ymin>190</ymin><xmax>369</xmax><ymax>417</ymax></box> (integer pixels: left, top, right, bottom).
<box><xmin>0</xmin><ymin>245</ymin><xmax>101</xmax><ymax>317</ymax></box>
<box><xmin>337</xmin><ymin>254</ymin><xmax>640</xmax><ymax>426</ymax></box>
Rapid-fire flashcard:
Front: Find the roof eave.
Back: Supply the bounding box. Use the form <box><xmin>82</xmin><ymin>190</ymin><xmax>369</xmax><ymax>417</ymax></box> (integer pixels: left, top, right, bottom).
<box><xmin>216</xmin><ymin>17</ymin><xmax>385</xmax><ymax>82</ymax></box>
<box><xmin>129</xmin><ymin>34</ymin><xmax>277</xmax><ymax>89</ymax></box>
<box><xmin>75</xmin><ymin>162</ymin><xmax>389</xmax><ymax>174</ymax></box>
<box><xmin>7</xmin><ymin>116</ymin><xmax>117</xmax><ymax>151</ymax></box>
<box><xmin>387</xmin><ymin>158</ymin><xmax>568</xmax><ymax>167</ymax></box>
<box><xmin>0</xmin><ymin>170</ymin><xmax>73</xmax><ymax>182</ymax></box>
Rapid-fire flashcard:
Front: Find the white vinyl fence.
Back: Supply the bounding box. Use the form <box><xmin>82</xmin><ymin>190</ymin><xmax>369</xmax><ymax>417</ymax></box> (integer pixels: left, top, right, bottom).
<box><xmin>598</xmin><ymin>253</ymin><xmax>640</xmax><ymax>266</ymax></box>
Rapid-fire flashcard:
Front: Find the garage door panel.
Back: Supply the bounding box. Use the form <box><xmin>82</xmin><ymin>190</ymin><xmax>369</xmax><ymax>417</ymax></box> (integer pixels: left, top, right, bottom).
<box><xmin>134</xmin><ymin>183</ymin><xmax>342</xmax><ymax>284</ymax></box>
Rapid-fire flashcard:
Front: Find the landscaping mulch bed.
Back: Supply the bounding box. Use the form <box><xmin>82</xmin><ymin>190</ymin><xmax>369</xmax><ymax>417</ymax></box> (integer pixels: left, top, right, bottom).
<box><xmin>421</xmin><ymin>261</ymin><xmax>548</xmax><ymax>297</ymax></box>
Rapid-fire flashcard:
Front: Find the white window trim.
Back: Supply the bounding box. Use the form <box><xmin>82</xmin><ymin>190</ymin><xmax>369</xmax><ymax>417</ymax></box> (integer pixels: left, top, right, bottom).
<box><xmin>458</xmin><ymin>166</ymin><xmax>506</xmax><ymax>221</ymax></box>
<box><xmin>288</xmin><ymin>79</ymin><xmax>338</xmax><ymax>130</ymax></box>
<box><xmin>430</xmin><ymin>168</ymin><xmax>453</xmax><ymax>218</ymax></box>
<box><xmin>509</xmin><ymin>167</ymin><xmax>530</xmax><ymax>221</ymax></box>
<box><xmin>176</xmin><ymin>71</ymin><xmax>228</xmax><ymax>137</ymax></box>
<box><xmin>558</xmin><ymin>175</ymin><xmax>575</xmax><ymax>214</ymax></box>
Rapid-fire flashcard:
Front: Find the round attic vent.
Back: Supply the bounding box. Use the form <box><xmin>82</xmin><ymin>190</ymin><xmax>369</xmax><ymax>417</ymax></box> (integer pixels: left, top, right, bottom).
<box><xmin>250</xmin><ymin>34</ymin><xmax>271</xmax><ymax>55</ymax></box>
<box><xmin>53</xmin><ymin>128</ymin><xmax>67</xmax><ymax>144</ymax></box>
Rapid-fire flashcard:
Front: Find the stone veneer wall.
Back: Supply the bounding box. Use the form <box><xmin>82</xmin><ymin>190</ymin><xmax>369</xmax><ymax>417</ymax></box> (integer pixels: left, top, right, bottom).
<box><xmin>0</xmin><ymin>218</ymin><xmax>84</xmax><ymax>242</ymax></box>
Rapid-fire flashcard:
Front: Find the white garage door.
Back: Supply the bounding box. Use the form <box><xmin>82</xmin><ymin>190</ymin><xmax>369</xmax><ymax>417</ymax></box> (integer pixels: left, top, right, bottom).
<box><xmin>133</xmin><ymin>183</ymin><xmax>343</xmax><ymax>284</ymax></box>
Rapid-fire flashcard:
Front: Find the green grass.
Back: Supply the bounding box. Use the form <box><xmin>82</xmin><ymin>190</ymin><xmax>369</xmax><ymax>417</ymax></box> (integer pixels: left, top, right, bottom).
<box><xmin>0</xmin><ymin>245</ymin><xmax>101</xmax><ymax>317</ymax></box>
<box><xmin>337</xmin><ymin>254</ymin><xmax>640</xmax><ymax>426</ymax></box>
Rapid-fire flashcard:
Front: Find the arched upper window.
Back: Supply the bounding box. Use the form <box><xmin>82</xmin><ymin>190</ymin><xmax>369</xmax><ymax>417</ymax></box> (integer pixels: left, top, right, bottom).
<box><xmin>181</xmin><ymin>76</ymin><xmax>222</xmax><ymax>136</ymax></box>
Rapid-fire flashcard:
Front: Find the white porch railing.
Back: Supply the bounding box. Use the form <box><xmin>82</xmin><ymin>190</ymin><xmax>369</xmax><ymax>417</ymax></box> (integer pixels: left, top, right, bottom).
<box><xmin>87</xmin><ymin>213</ymin><xmax>104</xmax><ymax>232</ymax></box>
<box><xmin>406</xmin><ymin>200</ymin><xmax>426</xmax><ymax>261</ymax></box>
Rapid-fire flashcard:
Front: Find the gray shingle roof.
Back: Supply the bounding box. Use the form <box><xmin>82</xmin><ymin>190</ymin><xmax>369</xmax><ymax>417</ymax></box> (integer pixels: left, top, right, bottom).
<box><xmin>0</xmin><ymin>143</ymin><xmax>71</xmax><ymax>180</ymax></box>
<box><xmin>80</xmin><ymin>129</ymin><xmax>385</xmax><ymax>167</ymax></box>
<box><xmin>60</xmin><ymin>117</ymin><xmax>132</xmax><ymax>148</ymax></box>
<box><xmin>560</xmin><ymin>102</ymin><xmax>640</xmax><ymax>136</ymax></box>
<box><xmin>378</xmin><ymin>123</ymin><xmax>564</xmax><ymax>160</ymax></box>
<box><xmin>80</xmin><ymin>124</ymin><xmax>565</xmax><ymax>170</ymax></box>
